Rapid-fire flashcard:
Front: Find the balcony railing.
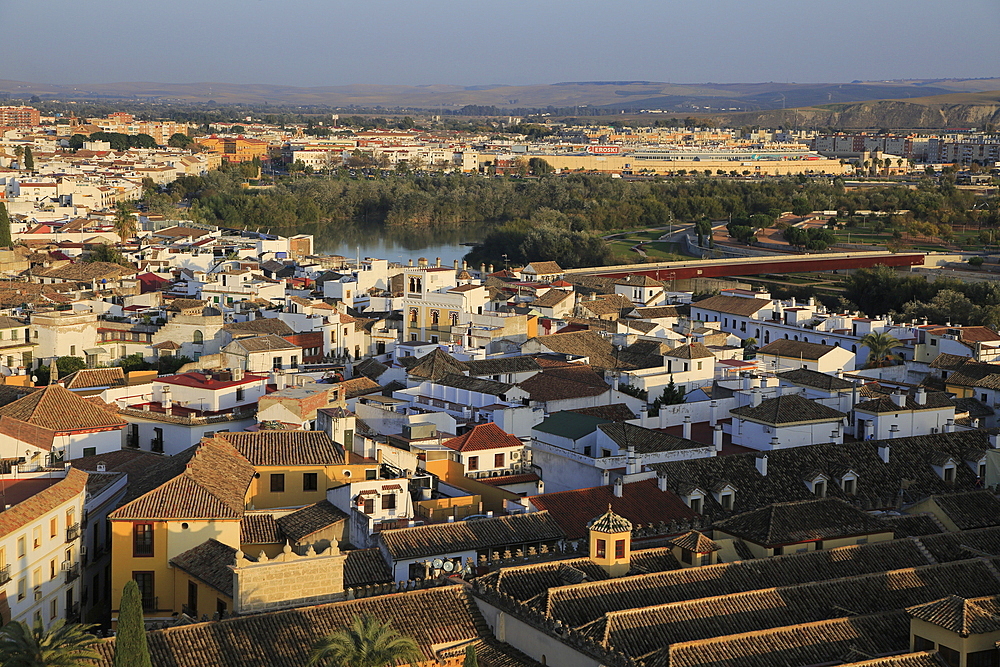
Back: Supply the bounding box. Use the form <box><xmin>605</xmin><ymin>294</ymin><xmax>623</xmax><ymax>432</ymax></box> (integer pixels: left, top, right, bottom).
<box><xmin>141</xmin><ymin>595</ymin><xmax>157</xmax><ymax>612</ymax></box>
<box><xmin>64</xmin><ymin>562</ymin><xmax>79</xmax><ymax>583</ymax></box>
<box><xmin>66</xmin><ymin>523</ymin><xmax>80</xmax><ymax>542</ymax></box>
<box><xmin>181</xmin><ymin>604</ymin><xmax>198</xmax><ymax>618</ymax></box>
<box><xmin>151</xmin><ymin>438</ymin><xmax>164</xmax><ymax>453</ymax></box>
<box><xmin>0</xmin><ymin>564</ymin><xmax>9</xmax><ymax>585</ymax></box>
<box><xmin>65</xmin><ymin>601</ymin><xmax>80</xmax><ymax>621</ymax></box>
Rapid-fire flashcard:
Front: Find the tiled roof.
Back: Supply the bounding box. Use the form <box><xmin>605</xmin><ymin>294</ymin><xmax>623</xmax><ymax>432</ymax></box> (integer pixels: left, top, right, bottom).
<box><xmin>906</xmin><ymin>595</ymin><xmax>1000</xmax><ymax>635</ymax></box>
<box><xmin>224</xmin><ymin>318</ymin><xmax>295</xmax><ymax>336</ymax></box>
<box><xmin>0</xmin><ymin>468</ymin><xmax>87</xmax><ymax>538</ymax></box>
<box><xmin>532</xmin><ymin>289</ymin><xmax>574</xmax><ymax>308</ymax></box>
<box><xmin>93</xmin><ymin>579</ymin><xmax>484</xmax><ymax>667</ymax></box>
<box><xmin>339</xmin><ymin>376</ymin><xmax>381</xmax><ymax>399</ymax></box>
<box><xmin>930</xmin><ymin>353</ymin><xmax>971</xmax><ymax>370</ymax></box>
<box><xmin>578</xmin><ymin>294</ymin><xmax>633</xmax><ymax>317</ymax></box>
<box><xmin>442</xmin><ymin>423</ymin><xmax>522</xmax><ymax>453</ymax></box>
<box><xmin>524</xmin><ymin>330</ymin><xmax>631</xmax><ymax>370</ymax></box>
<box><xmin>343</xmin><ymin>548</ymin><xmax>393</xmax><ymax>587</ymax></box>
<box><xmin>379</xmin><ymin>511</ymin><xmax>565</xmax><ymax>560</ymax></box>
<box><xmin>434</xmin><ymin>373</ymin><xmax>514</xmax><ymax>396</ymax></box>
<box><xmin>230</xmin><ymin>334</ymin><xmax>299</xmax><ymax>353</ymax></box>
<box><xmin>0</xmin><ymin>384</ymin><xmax>127</xmax><ymax>431</ymax></box>
<box><xmin>652</xmin><ymin>430</ymin><xmax>994</xmax><ymax>516</ymax></box>
<box><xmin>407</xmin><ymin>348</ymin><xmax>467</xmax><ymax>381</ymax></box>
<box><xmin>529</xmin><ymin>479</ymin><xmax>697</xmax><ymax>539</ymax></box>
<box><xmin>33</xmin><ymin>261</ymin><xmax>135</xmax><ymax>281</ymax></box>
<box><xmin>931</xmin><ymin>491</ymin><xmax>1000</xmax><ymax>530</ymax></box>
<box><xmin>0</xmin><ymin>415</ymin><xmax>56</xmax><ymax>450</ymax></box>
<box><xmin>568</xmin><ymin>404</ymin><xmax>636</xmax><ymax>422</ymax></box>
<box><xmin>880</xmin><ymin>513</ymin><xmax>946</xmax><ymax>538</ymax></box>
<box><xmin>598</xmin><ymin>422</ymin><xmax>706</xmax><ymax>455</ymax></box>
<box><xmin>109</xmin><ymin>439</ymin><xmax>254</xmax><ymax>520</ymax></box>
<box><xmin>587</xmin><ymin>507</ymin><xmax>633</xmax><ymax>534</ymax></box>
<box><xmin>463</xmin><ymin>356</ymin><xmax>542</xmax><ymax>377</ymax></box>
<box><xmin>669</xmin><ymin>531</ymin><xmax>720</xmax><ymax>553</ymax></box>
<box><xmin>275</xmin><ymin>500</ymin><xmax>348</xmax><ymax>543</ymax></box>
<box><xmin>475</xmin><ymin>473</ymin><xmax>540</xmax><ymax>487</ymax></box>
<box><xmin>353</xmin><ymin>357</ymin><xmax>388</xmax><ymax>382</ymax></box>
<box><xmin>518</xmin><ymin>365</ymin><xmax>609</xmax><ymax>402</ymax></box>
<box><xmin>854</xmin><ymin>392</ymin><xmax>955</xmax><ymax>413</ymax></box>
<box><xmin>664</xmin><ymin>342</ymin><xmax>715</xmax><ymax>360</ymax></box>
<box><xmin>712</xmin><ymin>497</ymin><xmax>891</xmax><ymax>546</ymax></box>
<box><xmin>522</xmin><ymin>261</ymin><xmax>563</xmax><ymax>274</ymax></box>
<box><xmin>215</xmin><ymin>431</ymin><xmax>345</xmax><ymax>466</ymax></box>
<box><xmin>170</xmin><ymin>539</ymin><xmax>239</xmax><ymax>597</ymax></box>
<box><xmin>62</xmin><ymin>367</ymin><xmax>126</xmax><ymax>389</ymax></box>
<box><xmin>758</xmin><ymin>339</ymin><xmax>840</xmax><ymax>360</ymax></box>
<box><xmin>730</xmin><ymin>393</ymin><xmax>847</xmax><ymax>425</ymax></box>
<box><xmin>631</xmin><ymin>306</ymin><xmax>680</xmax><ymax>319</ymax></box>
<box><xmin>533</xmin><ymin>411</ymin><xmax>610</xmax><ymax>440</ymax></box>
<box><xmin>614</xmin><ymin>274</ymin><xmax>663</xmax><ymax>287</ymax></box>
<box><xmin>776</xmin><ymin>368</ymin><xmax>854</xmax><ymax>391</ymax></box>
<box><xmin>240</xmin><ymin>513</ymin><xmax>283</xmax><ymax>545</ymax></box>
<box><xmin>692</xmin><ymin>294</ymin><xmax>772</xmax><ymax>317</ymax></box>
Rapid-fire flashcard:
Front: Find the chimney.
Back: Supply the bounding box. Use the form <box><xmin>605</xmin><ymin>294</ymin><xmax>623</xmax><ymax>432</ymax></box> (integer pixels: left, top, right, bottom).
<box><xmin>891</xmin><ymin>391</ymin><xmax>906</xmax><ymax>408</ymax></box>
<box><xmin>462</xmin><ymin>260</ymin><xmax>468</xmax><ymax>270</ymax></box>
<box><xmin>435</xmin><ymin>257</ymin><xmax>441</xmax><ymax>268</ymax></box>
<box><xmin>742</xmin><ymin>375</ymin><xmax>752</xmax><ymax>391</ymax></box>
<box><xmin>770</xmin><ymin>437</ymin><xmax>780</xmax><ymax>450</ymax></box>
<box><xmin>161</xmin><ymin>385</ymin><xmax>172</xmax><ymax>410</ymax></box>
<box><xmin>418</xmin><ymin>257</ymin><xmax>428</xmax><ymax>268</ymax></box>
<box><xmin>714</xmin><ymin>424</ymin><xmax>723</xmax><ymax>452</ymax></box>
<box><xmin>878</xmin><ymin>444</ymin><xmax>890</xmax><ymax>464</ymax></box>
<box><xmin>682</xmin><ymin>416</ymin><xmax>692</xmax><ymax>440</ymax></box>
<box><xmin>488</xmin><ymin>264</ymin><xmax>494</xmax><ymax>274</ymax></box>
<box><xmin>657</xmin><ymin>472</ymin><xmax>668</xmax><ymax>492</ymax></box>
<box><xmin>626</xmin><ymin>445</ymin><xmax>639</xmax><ymax>475</ymax></box>
<box><xmin>613</xmin><ymin>478</ymin><xmax>623</xmax><ymax>498</ymax></box>
<box><xmin>612</xmin><ymin>376</ymin><xmax>620</xmax><ymax>391</ymax></box>
<box><xmin>408</xmin><ymin>258</ymin><xmax>414</xmax><ymax>267</ymax></box>
<box><xmin>479</xmin><ymin>263</ymin><xmax>486</xmax><ymax>275</ymax></box>
<box><xmin>709</xmin><ymin>400</ymin><xmax>718</xmax><ymax>426</ymax></box>
<box><xmin>915</xmin><ymin>387</ymin><xmax>926</xmax><ymax>405</ymax></box>
<box><xmin>835</xmin><ymin>368</ymin><xmax>844</xmax><ymax>379</ymax></box>
<box><xmin>760</xmin><ymin>376</ymin><xmax>769</xmax><ymax>389</ymax></box>
<box><xmin>889</xmin><ymin>424</ymin><xmax>899</xmax><ymax>438</ymax></box>
<box><xmin>989</xmin><ymin>432</ymin><xmax>1000</xmax><ymax>449</ymax></box>
<box><xmin>453</xmin><ymin>259</ymin><xmax>459</xmax><ymax>270</ymax></box>
<box><xmin>944</xmin><ymin>418</ymin><xmax>954</xmax><ymax>433</ymax></box>
<box><xmin>751</xmin><ymin>388</ymin><xmax>762</xmax><ymax>407</ymax></box>
<box><xmin>756</xmin><ymin>454</ymin><xmax>768</xmax><ymax>476</ymax></box>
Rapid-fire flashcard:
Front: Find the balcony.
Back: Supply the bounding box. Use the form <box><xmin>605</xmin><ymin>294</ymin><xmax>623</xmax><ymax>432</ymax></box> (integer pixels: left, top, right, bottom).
<box><xmin>65</xmin><ymin>601</ymin><xmax>80</xmax><ymax>622</ymax></box>
<box><xmin>141</xmin><ymin>595</ymin><xmax>158</xmax><ymax>612</ymax></box>
<box><xmin>182</xmin><ymin>604</ymin><xmax>198</xmax><ymax>618</ymax></box>
<box><xmin>63</xmin><ymin>562</ymin><xmax>79</xmax><ymax>583</ymax></box>
<box><xmin>0</xmin><ymin>564</ymin><xmax>9</xmax><ymax>585</ymax></box>
<box><xmin>66</xmin><ymin>523</ymin><xmax>80</xmax><ymax>543</ymax></box>
<box><xmin>151</xmin><ymin>438</ymin><xmax>164</xmax><ymax>453</ymax></box>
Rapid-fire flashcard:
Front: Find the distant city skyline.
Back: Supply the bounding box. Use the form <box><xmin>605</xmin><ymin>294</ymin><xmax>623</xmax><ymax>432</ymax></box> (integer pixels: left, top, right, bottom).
<box><xmin>4</xmin><ymin>0</ymin><xmax>998</xmax><ymax>87</ymax></box>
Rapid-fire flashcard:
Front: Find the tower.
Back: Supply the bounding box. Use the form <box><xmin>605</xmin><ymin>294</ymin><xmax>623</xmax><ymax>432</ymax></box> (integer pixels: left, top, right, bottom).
<box><xmin>587</xmin><ymin>505</ymin><xmax>633</xmax><ymax>577</ymax></box>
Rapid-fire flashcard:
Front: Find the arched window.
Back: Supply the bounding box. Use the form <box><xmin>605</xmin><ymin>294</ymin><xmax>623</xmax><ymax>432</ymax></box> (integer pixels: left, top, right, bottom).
<box><xmin>449</xmin><ymin>312</ymin><xmax>459</xmax><ymax>326</ymax></box>
<box><xmin>193</xmin><ymin>330</ymin><xmax>204</xmax><ymax>344</ymax></box>
<box><xmin>430</xmin><ymin>310</ymin><xmax>440</xmax><ymax>326</ymax></box>
<box><xmin>409</xmin><ymin>309</ymin><xmax>418</xmax><ymax>323</ymax></box>
<box><xmin>764</xmin><ymin>331</ymin><xmax>770</xmax><ymax>343</ymax></box>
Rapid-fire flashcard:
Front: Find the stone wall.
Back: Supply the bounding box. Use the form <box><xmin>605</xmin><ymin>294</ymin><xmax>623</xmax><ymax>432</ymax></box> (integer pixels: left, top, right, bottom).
<box><xmin>233</xmin><ymin>543</ymin><xmax>346</xmax><ymax>615</ymax></box>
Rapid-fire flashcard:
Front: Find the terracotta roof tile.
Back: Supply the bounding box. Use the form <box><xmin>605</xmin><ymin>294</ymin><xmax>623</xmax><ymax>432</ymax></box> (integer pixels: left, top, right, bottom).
<box><xmin>170</xmin><ymin>539</ymin><xmax>240</xmax><ymax>597</ymax></box>
<box><xmin>0</xmin><ymin>384</ymin><xmax>127</xmax><ymax>431</ymax></box>
<box><xmin>442</xmin><ymin>423</ymin><xmax>522</xmax><ymax>453</ymax></box>
<box><xmin>692</xmin><ymin>294</ymin><xmax>772</xmax><ymax>317</ymax></box>
<box><xmin>907</xmin><ymin>594</ymin><xmax>1000</xmax><ymax>635</ymax></box>
<box><xmin>379</xmin><ymin>511</ymin><xmax>565</xmax><ymax>560</ymax></box>
<box><xmin>275</xmin><ymin>500</ymin><xmax>348</xmax><ymax>542</ymax></box>
<box><xmin>215</xmin><ymin>431</ymin><xmax>345</xmax><ymax>466</ymax></box>
<box><xmin>343</xmin><ymin>548</ymin><xmax>393</xmax><ymax>587</ymax></box>
<box><xmin>713</xmin><ymin>497</ymin><xmax>890</xmax><ymax>546</ymax></box>
<box><xmin>758</xmin><ymin>339</ymin><xmax>840</xmax><ymax>360</ymax></box>
<box><xmin>241</xmin><ymin>513</ymin><xmax>283</xmax><ymax>544</ymax></box>
<box><xmin>731</xmin><ymin>393</ymin><xmax>847</xmax><ymax>424</ymax></box>
<box><xmin>0</xmin><ymin>468</ymin><xmax>87</xmax><ymax>538</ymax></box>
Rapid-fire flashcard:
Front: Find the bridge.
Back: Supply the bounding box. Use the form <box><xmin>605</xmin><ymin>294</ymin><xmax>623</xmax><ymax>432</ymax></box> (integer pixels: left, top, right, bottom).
<box><xmin>564</xmin><ymin>251</ymin><xmax>925</xmax><ymax>281</ymax></box>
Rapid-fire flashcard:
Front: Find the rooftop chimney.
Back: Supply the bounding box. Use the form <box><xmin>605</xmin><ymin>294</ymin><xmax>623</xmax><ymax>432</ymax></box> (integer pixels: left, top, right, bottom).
<box><xmin>944</xmin><ymin>418</ymin><xmax>954</xmax><ymax>433</ymax></box>
<box><xmin>989</xmin><ymin>432</ymin><xmax>1000</xmax><ymax>449</ymax></box>
<box><xmin>613</xmin><ymin>477</ymin><xmax>624</xmax><ymax>498</ymax></box>
<box><xmin>435</xmin><ymin>257</ymin><xmax>441</xmax><ymax>268</ymax></box>
<box><xmin>626</xmin><ymin>445</ymin><xmax>639</xmax><ymax>475</ymax></box>
<box><xmin>714</xmin><ymin>424</ymin><xmax>723</xmax><ymax>452</ymax></box>
<box><xmin>161</xmin><ymin>385</ymin><xmax>172</xmax><ymax>410</ymax></box>
<box><xmin>657</xmin><ymin>472</ymin><xmax>668</xmax><ymax>492</ymax></box>
<box><xmin>915</xmin><ymin>387</ymin><xmax>926</xmax><ymax>406</ymax></box>
<box><xmin>709</xmin><ymin>400</ymin><xmax>718</xmax><ymax>426</ymax></box>
<box><xmin>878</xmin><ymin>444</ymin><xmax>890</xmax><ymax>464</ymax></box>
<box><xmin>453</xmin><ymin>259</ymin><xmax>459</xmax><ymax>270</ymax></box>
<box><xmin>756</xmin><ymin>454</ymin><xmax>768</xmax><ymax>476</ymax></box>
<box><xmin>682</xmin><ymin>416</ymin><xmax>692</xmax><ymax>440</ymax></box>
<box><xmin>751</xmin><ymin>388</ymin><xmax>762</xmax><ymax>408</ymax></box>
<box><xmin>770</xmin><ymin>437</ymin><xmax>780</xmax><ymax>450</ymax></box>
<box><xmin>889</xmin><ymin>424</ymin><xmax>899</xmax><ymax>438</ymax></box>
<box><xmin>891</xmin><ymin>391</ymin><xmax>906</xmax><ymax>408</ymax></box>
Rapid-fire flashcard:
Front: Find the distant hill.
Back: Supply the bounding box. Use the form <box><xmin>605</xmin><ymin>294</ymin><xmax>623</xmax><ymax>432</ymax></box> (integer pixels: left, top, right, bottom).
<box><xmin>1</xmin><ymin>78</ymin><xmax>998</xmax><ymax>128</ymax></box>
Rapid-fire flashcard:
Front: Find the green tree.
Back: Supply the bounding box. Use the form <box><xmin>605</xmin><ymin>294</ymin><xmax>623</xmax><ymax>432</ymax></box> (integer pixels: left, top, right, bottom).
<box><xmin>115</xmin><ymin>580</ymin><xmax>152</xmax><ymax>667</ymax></box>
<box><xmin>859</xmin><ymin>331</ymin><xmax>902</xmax><ymax>368</ymax></box>
<box><xmin>35</xmin><ymin>356</ymin><xmax>87</xmax><ymax>385</ymax></box>
<box><xmin>651</xmin><ymin>379</ymin><xmax>686</xmax><ymax>416</ymax></box>
<box><xmin>113</xmin><ymin>202</ymin><xmax>138</xmax><ymax>241</ymax></box>
<box><xmin>86</xmin><ymin>243</ymin><xmax>130</xmax><ymax>266</ymax></box>
<box><xmin>13</xmin><ymin>145</ymin><xmax>24</xmax><ymax>167</ymax></box>
<box><xmin>0</xmin><ymin>201</ymin><xmax>12</xmax><ymax>248</ymax></box>
<box><xmin>968</xmin><ymin>256</ymin><xmax>985</xmax><ymax>268</ymax></box>
<box><xmin>23</xmin><ymin>146</ymin><xmax>34</xmax><ymax>172</ymax></box>
<box><xmin>527</xmin><ymin>157</ymin><xmax>554</xmax><ymax>176</ymax></box>
<box><xmin>742</xmin><ymin>337</ymin><xmax>758</xmax><ymax>360</ymax></box>
<box><xmin>308</xmin><ymin>614</ymin><xmax>421</xmax><ymax>667</ymax></box>
<box><xmin>117</xmin><ymin>353</ymin><xmax>152</xmax><ymax>373</ymax></box>
<box><xmin>0</xmin><ymin>619</ymin><xmax>100</xmax><ymax>667</ymax></box>
<box><xmin>463</xmin><ymin>644</ymin><xmax>479</xmax><ymax>667</ymax></box>
<box><xmin>167</xmin><ymin>132</ymin><xmax>193</xmax><ymax>149</ymax></box>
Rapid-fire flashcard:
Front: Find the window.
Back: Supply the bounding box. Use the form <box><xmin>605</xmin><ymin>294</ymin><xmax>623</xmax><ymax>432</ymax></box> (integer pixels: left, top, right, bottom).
<box><xmin>382</xmin><ymin>494</ymin><xmax>396</xmax><ymax>511</ymax></box>
<box><xmin>363</xmin><ymin>499</ymin><xmax>374</xmax><ymax>514</ymax></box>
<box><xmin>583</xmin><ymin>446</ymin><xmax>592</xmax><ymax>457</ymax></box>
<box><xmin>967</xmin><ymin>649</ymin><xmax>998</xmax><ymax>667</ymax></box>
<box><xmin>602</xmin><ymin>449</ymin><xmax>611</xmax><ymax>458</ymax></box>
<box><xmin>17</xmin><ymin>536</ymin><xmax>25</xmax><ymax>558</ymax></box>
<box><xmin>50</xmin><ymin>518</ymin><xmax>57</xmax><ymax>539</ymax></box>
<box><xmin>720</xmin><ymin>494</ymin><xmax>733</xmax><ymax>511</ymax></box>
<box><xmin>689</xmin><ymin>497</ymin><xmax>703</xmax><ymax>514</ymax></box>
<box><xmin>365</xmin><ymin>469</ymin><xmax>377</xmax><ymax>480</ymax></box>
<box><xmin>82</xmin><ymin>447</ymin><xmax>96</xmax><ymax>458</ymax></box>
<box><xmin>494</xmin><ymin>453</ymin><xmax>505</xmax><ymax>468</ymax></box>
<box><xmin>33</xmin><ymin>527</ymin><xmax>41</xmax><ymax>549</ymax></box>
<box><xmin>270</xmin><ymin>474</ymin><xmax>285</xmax><ymax>493</ymax></box>
<box><xmin>187</xmin><ymin>581</ymin><xmax>198</xmax><ymax>616</ymax></box>
<box><xmin>50</xmin><ymin>559</ymin><xmax>56</xmax><ymax>579</ymax></box>
<box><xmin>773</xmin><ymin>546</ymin><xmax>784</xmax><ymax>556</ymax></box>
<box><xmin>615</xmin><ymin>539</ymin><xmax>625</xmax><ymax>559</ymax></box>
<box><xmin>816</xmin><ymin>541</ymin><xmax>824</xmax><ymax>551</ymax></box>
<box><xmin>467</xmin><ymin>456</ymin><xmax>479</xmax><ymax>471</ymax></box>
<box><xmin>217</xmin><ymin>599</ymin><xmax>228</xmax><ymax>617</ymax></box>
<box><xmin>842</xmin><ymin>478</ymin><xmax>855</xmax><ymax>495</ymax></box>
<box><xmin>133</xmin><ymin>524</ymin><xmax>154</xmax><ymax>557</ymax></box>
<box><xmin>236</xmin><ymin>387</ymin><xmax>245</xmax><ymax>402</ymax></box>
<box><xmin>272</xmin><ymin>357</ymin><xmax>282</xmax><ymax>370</ymax></box>
<box><xmin>944</xmin><ymin>466</ymin><xmax>955</xmax><ymax>483</ymax></box>
<box><xmin>814</xmin><ymin>481</ymin><xmax>826</xmax><ymax>498</ymax></box>
<box><xmin>193</xmin><ymin>330</ymin><xmax>203</xmax><ymax>344</ymax></box>
<box><xmin>17</xmin><ymin>578</ymin><xmax>25</xmax><ymax>601</ymax></box>
<box><xmin>681</xmin><ymin>549</ymin><xmax>692</xmax><ymax>564</ymax></box>
<box><xmin>50</xmin><ymin>598</ymin><xmax>57</xmax><ymax>619</ymax></box>
<box><xmin>912</xmin><ymin>636</ymin><xmax>934</xmax><ymax>652</ymax></box>
<box><xmin>697</xmin><ymin>361</ymin><xmax>703</xmax><ymax>371</ymax></box>
<box><xmin>930</xmin><ymin>338</ymin><xmax>937</xmax><ymax>346</ymax></box>
<box><xmin>596</xmin><ymin>539</ymin><xmax>606</xmax><ymax>558</ymax></box>
<box><xmin>290</xmin><ymin>355</ymin><xmax>298</xmax><ymax>369</ymax></box>
<box><xmin>70</xmin><ymin>345</ymin><xmax>76</xmax><ymax>356</ymax></box>
<box><xmin>303</xmin><ymin>473</ymin><xmax>318</xmax><ymax>492</ymax></box>
<box><xmin>133</xmin><ymin>572</ymin><xmax>155</xmax><ymax>611</ymax></box>
<box><xmin>937</xmin><ymin>644</ymin><xmax>960</xmax><ymax>667</ymax></box>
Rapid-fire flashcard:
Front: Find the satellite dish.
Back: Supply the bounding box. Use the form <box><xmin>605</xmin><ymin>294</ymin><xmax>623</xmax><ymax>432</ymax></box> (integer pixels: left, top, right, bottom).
<box><xmin>432</xmin><ymin>558</ymin><xmax>443</xmax><ymax>570</ymax></box>
<box><xmin>442</xmin><ymin>560</ymin><xmax>455</xmax><ymax>572</ymax></box>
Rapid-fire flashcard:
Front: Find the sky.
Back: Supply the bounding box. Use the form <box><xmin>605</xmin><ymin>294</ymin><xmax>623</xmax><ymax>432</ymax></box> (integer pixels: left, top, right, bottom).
<box><xmin>4</xmin><ymin>0</ymin><xmax>998</xmax><ymax>87</ymax></box>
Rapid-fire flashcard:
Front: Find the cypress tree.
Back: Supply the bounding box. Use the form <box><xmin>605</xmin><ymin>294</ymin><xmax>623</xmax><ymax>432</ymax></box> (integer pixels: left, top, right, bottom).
<box><xmin>0</xmin><ymin>203</ymin><xmax>11</xmax><ymax>248</ymax></box>
<box><xmin>115</xmin><ymin>579</ymin><xmax>153</xmax><ymax>667</ymax></box>
<box><xmin>463</xmin><ymin>644</ymin><xmax>479</xmax><ymax>667</ymax></box>
<box><xmin>22</xmin><ymin>146</ymin><xmax>33</xmax><ymax>173</ymax></box>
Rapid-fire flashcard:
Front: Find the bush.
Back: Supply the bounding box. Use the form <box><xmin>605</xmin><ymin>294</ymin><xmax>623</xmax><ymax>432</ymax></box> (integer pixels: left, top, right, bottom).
<box><xmin>968</xmin><ymin>256</ymin><xmax>985</xmax><ymax>268</ymax></box>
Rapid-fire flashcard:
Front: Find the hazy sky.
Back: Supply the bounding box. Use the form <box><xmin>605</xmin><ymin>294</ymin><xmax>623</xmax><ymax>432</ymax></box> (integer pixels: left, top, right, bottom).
<box><xmin>4</xmin><ymin>0</ymin><xmax>998</xmax><ymax>87</ymax></box>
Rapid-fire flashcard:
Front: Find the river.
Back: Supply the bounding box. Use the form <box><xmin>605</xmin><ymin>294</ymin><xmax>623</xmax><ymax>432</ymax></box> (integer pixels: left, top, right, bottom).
<box><xmin>307</xmin><ymin>222</ymin><xmax>489</xmax><ymax>266</ymax></box>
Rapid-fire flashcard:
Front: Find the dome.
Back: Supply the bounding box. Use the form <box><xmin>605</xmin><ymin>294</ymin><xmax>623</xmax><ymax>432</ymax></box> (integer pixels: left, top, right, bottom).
<box><xmin>587</xmin><ymin>505</ymin><xmax>633</xmax><ymax>534</ymax></box>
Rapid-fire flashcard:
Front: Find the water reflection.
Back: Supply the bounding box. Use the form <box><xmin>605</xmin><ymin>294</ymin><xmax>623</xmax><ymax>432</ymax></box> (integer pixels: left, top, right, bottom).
<box><xmin>306</xmin><ymin>221</ymin><xmax>488</xmax><ymax>265</ymax></box>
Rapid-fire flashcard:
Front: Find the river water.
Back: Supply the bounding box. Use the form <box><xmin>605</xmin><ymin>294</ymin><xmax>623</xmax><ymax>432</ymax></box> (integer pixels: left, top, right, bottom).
<box><xmin>308</xmin><ymin>222</ymin><xmax>488</xmax><ymax>266</ymax></box>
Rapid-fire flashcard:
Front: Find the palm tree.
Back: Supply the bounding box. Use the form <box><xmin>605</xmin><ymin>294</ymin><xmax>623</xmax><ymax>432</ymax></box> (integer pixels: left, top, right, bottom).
<box><xmin>0</xmin><ymin>620</ymin><xmax>100</xmax><ymax>667</ymax></box>
<box><xmin>113</xmin><ymin>202</ymin><xmax>138</xmax><ymax>241</ymax></box>
<box><xmin>860</xmin><ymin>331</ymin><xmax>902</xmax><ymax>368</ymax></box>
<box><xmin>309</xmin><ymin>614</ymin><xmax>422</xmax><ymax>667</ymax></box>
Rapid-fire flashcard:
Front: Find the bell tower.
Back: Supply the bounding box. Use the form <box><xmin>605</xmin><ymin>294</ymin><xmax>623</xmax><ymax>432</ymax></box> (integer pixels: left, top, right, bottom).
<box><xmin>587</xmin><ymin>505</ymin><xmax>633</xmax><ymax>577</ymax></box>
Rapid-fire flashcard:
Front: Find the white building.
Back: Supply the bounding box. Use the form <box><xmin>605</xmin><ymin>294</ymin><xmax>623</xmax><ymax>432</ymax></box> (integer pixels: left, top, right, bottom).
<box><xmin>729</xmin><ymin>393</ymin><xmax>847</xmax><ymax>450</ymax></box>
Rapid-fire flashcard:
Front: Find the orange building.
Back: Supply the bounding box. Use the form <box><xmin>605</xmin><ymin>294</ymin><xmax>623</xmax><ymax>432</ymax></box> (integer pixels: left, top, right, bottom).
<box><xmin>197</xmin><ymin>135</ymin><xmax>269</xmax><ymax>163</ymax></box>
<box><xmin>0</xmin><ymin>106</ymin><xmax>40</xmax><ymax>128</ymax></box>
